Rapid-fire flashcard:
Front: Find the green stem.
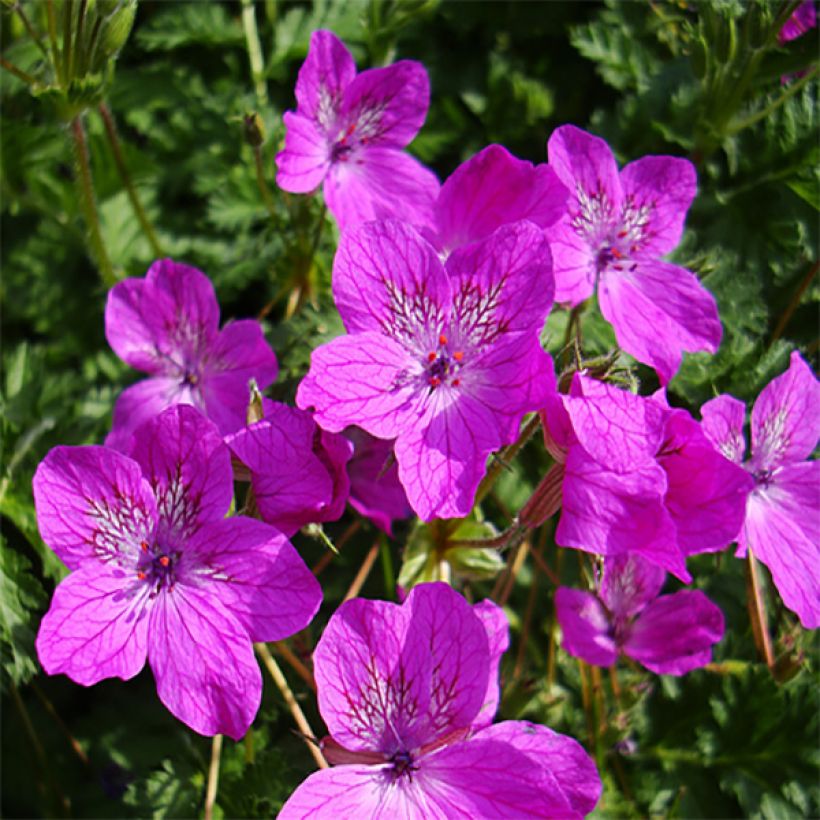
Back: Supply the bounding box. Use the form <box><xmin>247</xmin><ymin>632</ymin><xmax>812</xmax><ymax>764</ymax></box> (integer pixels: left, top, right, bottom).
<box><xmin>61</xmin><ymin>0</ymin><xmax>74</xmax><ymax>86</ymax></box>
<box><xmin>45</xmin><ymin>0</ymin><xmax>64</xmax><ymax>85</ymax></box>
<box><xmin>252</xmin><ymin>143</ymin><xmax>278</xmax><ymax>223</ymax></box>
<box><xmin>769</xmin><ymin>261</ymin><xmax>818</xmax><ymax>347</ymax></box>
<box><xmin>475</xmin><ymin>413</ymin><xmax>541</xmax><ymax>505</ymax></box>
<box><xmin>70</xmin><ymin>114</ymin><xmax>117</xmax><ymax>286</ymax></box>
<box><xmin>71</xmin><ymin>0</ymin><xmax>87</xmax><ymax>81</ymax></box>
<box><xmin>0</xmin><ymin>56</ymin><xmax>38</xmax><ymax>86</ymax></box>
<box><xmin>98</xmin><ymin>102</ymin><xmax>163</xmax><ymax>256</ymax></box>
<box><xmin>379</xmin><ymin>536</ymin><xmax>396</xmax><ymax>599</ymax></box>
<box><xmin>13</xmin><ymin>3</ymin><xmax>51</xmax><ymax>60</ymax></box>
<box><xmin>204</xmin><ymin>734</ymin><xmax>223</xmax><ymax>820</ymax></box>
<box><xmin>746</xmin><ymin>548</ymin><xmax>775</xmax><ymax>669</ymax></box>
<box><xmin>241</xmin><ymin>0</ymin><xmax>268</xmax><ymax>106</ymax></box>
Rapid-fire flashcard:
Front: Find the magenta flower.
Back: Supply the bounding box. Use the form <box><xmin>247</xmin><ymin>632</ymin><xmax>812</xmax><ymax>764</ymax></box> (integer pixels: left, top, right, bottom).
<box><xmin>542</xmin><ymin>371</ymin><xmax>751</xmax><ymax>580</ymax></box>
<box><xmin>105</xmin><ymin>258</ymin><xmax>277</xmax><ymax>450</ymax></box>
<box><xmin>701</xmin><ymin>351</ymin><xmax>820</xmax><ymax>628</ymax></box>
<box><xmin>227</xmin><ymin>399</ymin><xmax>352</xmax><ymax>537</ymax></box>
<box><xmin>280</xmin><ymin>582</ymin><xmax>601</xmax><ymax>818</ymax></box>
<box><xmin>545</xmin><ymin>125</ymin><xmax>721</xmax><ymax>384</ymax></box>
<box><xmin>296</xmin><ymin>219</ymin><xmax>555</xmax><ymax>520</ymax></box>
<box><xmin>779</xmin><ymin>0</ymin><xmax>816</xmax><ymax>43</ymax></box>
<box><xmin>344</xmin><ymin>427</ymin><xmax>412</xmax><ymax>536</ymax></box>
<box><xmin>276</xmin><ymin>29</ymin><xmax>439</xmax><ymax>232</ymax></box>
<box><xmin>34</xmin><ymin>405</ymin><xmax>321</xmax><ymax>740</ymax></box>
<box><xmin>427</xmin><ymin>143</ymin><xmax>568</xmax><ymax>256</ymax></box>
<box><xmin>556</xmin><ymin>553</ymin><xmax>725</xmax><ymax>675</ymax></box>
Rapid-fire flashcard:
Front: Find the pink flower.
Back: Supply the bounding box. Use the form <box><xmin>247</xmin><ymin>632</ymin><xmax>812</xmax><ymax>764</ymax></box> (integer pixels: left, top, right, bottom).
<box><xmin>280</xmin><ymin>583</ymin><xmax>601</xmax><ymax>818</ymax></box>
<box><xmin>545</xmin><ymin>125</ymin><xmax>721</xmax><ymax>384</ymax></box>
<box><xmin>556</xmin><ymin>553</ymin><xmax>725</xmax><ymax>675</ymax></box>
<box><xmin>779</xmin><ymin>0</ymin><xmax>816</xmax><ymax>43</ymax></box>
<box><xmin>701</xmin><ymin>351</ymin><xmax>820</xmax><ymax>628</ymax></box>
<box><xmin>227</xmin><ymin>400</ymin><xmax>352</xmax><ymax>537</ymax></box>
<box><xmin>296</xmin><ymin>219</ymin><xmax>555</xmax><ymax>520</ymax></box>
<box><xmin>276</xmin><ymin>29</ymin><xmax>439</xmax><ymax>232</ymax></box>
<box><xmin>105</xmin><ymin>258</ymin><xmax>277</xmax><ymax>450</ymax></box>
<box><xmin>34</xmin><ymin>406</ymin><xmax>321</xmax><ymax>740</ymax></box>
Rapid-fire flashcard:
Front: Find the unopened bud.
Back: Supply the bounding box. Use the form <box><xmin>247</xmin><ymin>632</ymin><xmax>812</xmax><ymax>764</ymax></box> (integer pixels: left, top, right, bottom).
<box><xmin>96</xmin><ymin>0</ymin><xmax>136</xmax><ymax>66</ymax></box>
<box><xmin>519</xmin><ymin>463</ymin><xmax>565</xmax><ymax>529</ymax></box>
<box><xmin>246</xmin><ymin>378</ymin><xmax>265</xmax><ymax>425</ymax></box>
<box><xmin>243</xmin><ymin>112</ymin><xmax>266</xmax><ymax>148</ymax></box>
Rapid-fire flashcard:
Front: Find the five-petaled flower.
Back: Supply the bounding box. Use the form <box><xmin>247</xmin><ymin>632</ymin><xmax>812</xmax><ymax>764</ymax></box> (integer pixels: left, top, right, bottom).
<box><xmin>556</xmin><ymin>552</ymin><xmax>725</xmax><ymax>675</ymax></box>
<box><xmin>276</xmin><ymin>29</ymin><xmax>439</xmax><ymax>232</ymax></box>
<box><xmin>701</xmin><ymin>351</ymin><xmax>820</xmax><ymax>628</ymax></box>
<box><xmin>545</xmin><ymin>124</ymin><xmax>721</xmax><ymax>384</ymax></box>
<box><xmin>280</xmin><ymin>582</ymin><xmax>602</xmax><ymax>818</ymax></box>
<box><xmin>34</xmin><ymin>405</ymin><xmax>322</xmax><ymax>740</ymax></box>
<box><xmin>296</xmin><ymin>218</ymin><xmax>555</xmax><ymax>520</ymax></box>
<box><xmin>105</xmin><ymin>258</ymin><xmax>278</xmax><ymax>451</ymax></box>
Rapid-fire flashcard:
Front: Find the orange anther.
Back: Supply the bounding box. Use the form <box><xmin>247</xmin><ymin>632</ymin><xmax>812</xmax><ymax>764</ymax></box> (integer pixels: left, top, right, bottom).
<box><xmin>439</xmin><ymin>334</ymin><xmax>448</xmax><ymax>346</ymax></box>
<box><xmin>427</xmin><ymin>352</ymin><xmax>437</xmax><ymax>362</ymax></box>
<box><xmin>453</xmin><ymin>350</ymin><xmax>464</xmax><ymax>362</ymax></box>
<box><xmin>159</xmin><ymin>555</ymin><xmax>170</xmax><ymax>567</ymax></box>
<box><xmin>137</xmin><ymin>571</ymin><xmax>146</xmax><ymax>580</ymax></box>
<box><xmin>452</xmin><ymin>378</ymin><xmax>461</xmax><ymax>387</ymax></box>
<box><xmin>140</xmin><ymin>541</ymin><xmax>149</xmax><ymax>552</ymax></box>
<box><xmin>617</xmin><ymin>230</ymin><xmax>628</xmax><ymax>238</ymax></box>
<box><xmin>429</xmin><ymin>376</ymin><xmax>441</xmax><ymax>388</ymax></box>
<box><xmin>611</xmin><ymin>247</ymin><xmax>624</xmax><ymax>260</ymax></box>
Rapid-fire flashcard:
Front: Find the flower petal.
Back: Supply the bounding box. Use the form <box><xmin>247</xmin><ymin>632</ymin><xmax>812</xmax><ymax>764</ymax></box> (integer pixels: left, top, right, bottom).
<box><xmin>445</xmin><ymin>222</ymin><xmax>554</xmax><ymax>347</ymax></box>
<box><xmin>741</xmin><ymin>461</ymin><xmax>820</xmax><ymax>628</ymax></box>
<box><xmin>276</xmin><ymin>111</ymin><xmax>331</xmax><ymax>193</ymax></box>
<box><xmin>554</xmin><ymin>587</ymin><xmax>617</xmax><ymax>667</ymax></box>
<box><xmin>148</xmin><ymin>585</ymin><xmax>261</xmax><ymax>740</ymax></box>
<box><xmin>36</xmin><ymin>564</ymin><xmax>149</xmax><ymax>685</ymax></box>
<box><xmin>33</xmin><ymin>445</ymin><xmax>157</xmax><ymax>570</ymax></box>
<box><xmin>598</xmin><ymin>258</ymin><xmax>722</xmax><ymax>385</ymax></box>
<box><xmin>470</xmin><ymin>599</ymin><xmax>509</xmax><ymax>731</ymax></box>
<box><xmin>324</xmin><ymin>147</ymin><xmax>440</xmax><ymax>233</ymax></box>
<box><xmin>599</xmin><ymin>553</ymin><xmax>666</xmax><ymax>619</ymax></box>
<box><xmin>434</xmin><ymin>144</ymin><xmax>568</xmax><ymax>253</ymax></box>
<box><xmin>313</xmin><ymin>582</ymin><xmax>489</xmax><ymax>754</ymax></box>
<box><xmin>618</xmin><ymin>155</ymin><xmax>697</xmax><ymax>256</ymax></box>
<box><xmin>700</xmin><ymin>394</ymin><xmax>747</xmax><ymax>464</ymax></box>
<box><xmin>624</xmin><ymin>590</ymin><xmax>725</xmax><ymax>675</ymax></box>
<box><xmin>545</xmin><ymin>217</ymin><xmax>598</xmax><ymax>305</ymax></box>
<box><xmin>296</xmin><ymin>331</ymin><xmax>423</xmax><ymax>439</ymax></box>
<box><xmin>474</xmin><ymin>721</ymin><xmax>602</xmax><ymax>816</ymax></box>
<box><xmin>750</xmin><ymin>350</ymin><xmax>820</xmax><ymax>471</ymax></box>
<box><xmin>342</xmin><ymin>60</ymin><xmax>430</xmax><ymax>148</ymax></box>
<box><xmin>185</xmin><ymin>517</ymin><xmax>321</xmax><ymax>642</ymax></box>
<box><xmin>129</xmin><ymin>405</ymin><xmax>233</xmax><ymax>544</ymax></box>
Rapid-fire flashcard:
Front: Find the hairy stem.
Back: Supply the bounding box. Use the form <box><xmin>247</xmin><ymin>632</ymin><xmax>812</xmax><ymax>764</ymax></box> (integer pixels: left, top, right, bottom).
<box><xmin>274</xmin><ymin>640</ymin><xmax>316</xmax><ymax>692</ymax></box>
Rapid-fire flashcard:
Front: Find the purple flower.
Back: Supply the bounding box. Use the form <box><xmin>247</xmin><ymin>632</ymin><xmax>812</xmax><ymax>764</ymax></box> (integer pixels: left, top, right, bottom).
<box><xmin>779</xmin><ymin>0</ymin><xmax>816</xmax><ymax>43</ymax></box>
<box><xmin>34</xmin><ymin>405</ymin><xmax>321</xmax><ymax>740</ymax></box>
<box><xmin>226</xmin><ymin>400</ymin><xmax>353</xmax><ymax>537</ymax></box>
<box><xmin>542</xmin><ymin>371</ymin><xmax>752</xmax><ymax>580</ymax></box>
<box><xmin>556</xmin><ymin>553</ymin><xmax>725</xmax><ymax>675</ymax></box>
<box><xmin>701</xmin><ymin>351</ymin><xmax>820</xmax><ymax>628</ymax></box>
<box><xmin>280</xmin><ymin>582</ymin><xmax>601</xmax><ymax>818</ymax></box>
<box><xmin>276</xmin><ymin>29</ymin><xmax>439</xmax><ymax>232</ymax></box>
<box><xmin>427</xmin><ymin>143</ymin><xmax>568</xmax><ymax>256</ymax></box>
<box><xmin>344</xmin><ymin>427</ymin><xmax>412</xmax><ymax>536</ymax></box>
<box><xmin>545</xmin><ymin>125</ymin><xmax>721</xmax><ymax>384</ymax></box>
<box><xmin>296</xmin><ymin>219</ymin><xmax>555</xmax><ymax>520</ymax></box>
<box><xmin>105</xmin><ymin>258</ymin><xmax>278</xmax><ymax>451</ymax></box>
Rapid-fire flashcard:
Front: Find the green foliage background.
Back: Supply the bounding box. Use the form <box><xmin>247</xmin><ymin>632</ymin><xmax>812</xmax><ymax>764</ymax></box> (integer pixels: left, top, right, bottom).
<box><xmin>1</xmin><ymin>1</ymin><xmax>818</xmax><ymax>817</ymax></box>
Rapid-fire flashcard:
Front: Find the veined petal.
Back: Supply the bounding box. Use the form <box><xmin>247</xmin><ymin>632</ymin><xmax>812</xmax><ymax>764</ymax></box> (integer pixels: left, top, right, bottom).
<box><xmin>545</xmin><ymin>217</ymin><xmax>597</xmax><ymax>305</ymax></box>
<box><xmin>741</xmin><ymin>461</ymin><xmax>820</xmax><ymax>628</ymax></box>
<box><xmin>446</xmin><ymin>222</ymin><xmax>554</xmax><ymax>347</ymax></box>
<box><xmin>750</xmin><ymin>350</ymin><xmax>820</xmax><ymax>471</ymax></box>
<box><xmin>598</xmin><ymin>258</ymin><xmax>721</xmax><ymax>385</ymax></box>
<box><xmin>105</xmin><ymin>259</ymin><xmax>220</xmax><ymax>374</ymax></box>
<box><xmin>313</xmin><ymin>583</ymin><xmax>489</xmax><ymax>754</ymax></box>
<box><xmin>129</xmin><ymin>405</ymin><xmax>233</xmax><ymax>545</ymax></box>
<box><xmin>547</xmin><ymin>125</ymin><xmax>622</xmax><ymax>217</ymax></box>
<box><xmin>618</xmin><ymin>155</ymin><xmax>697</xmax><ymax>256</ymax></box>
<box><xmin>563</xmin><ymin>373</ymin><xmax>666</xmax><ymax>472</ymax></box>
<box><xmin>276</xmin><ymin>111</ymin><xmax>331</xmax><ymax>193</ymax></box>
<box><xmin>558</xmin><ymin>446</ymin><xmax>690</xmax><ymax>581</ymax></box>
<box><xmin>33</xmin><ymin>445</ymin><xmax>157</xmax><ymax>570</ymax></box>
<box><xmin>333</xmin><ymin>219</ymin><xmax>449</xmax><ymax>340</ymax></box>
<box><xmin>600</xmin><ymin>553</ymin><xmax>666</xmax><ymax>619</ymax></box>
<box><xmin>474</xmin><ymin>721</ymin><xmax>602</xmax><ymax>817</ymax></box>
<box><xmin>324</xmin><ymin>147</ymin><xmax>440</xmax><ymax>233</ymax></box>
<box><xmin>434</xmin><ymin>144</ymin><xmax>569</xmax><ymax>253</ymax></box>
<box><xmin>294</xmin><ymin>30</ymin><xmax>356</xmax><ymax>129</ymax></box>
<box><xmin>342</xmin><ymin>60</ymin><xmax>430</xmax><ymax>147</ymax></box>
<box><xmin>554</xmin><ymin>587</ymin><xmax>617</xmax><ymax>668</ymax></box>
<box><xmin>470</xmin><ymin>599</ymin><xmax>509</xmax><ymax>731</ymax></box>
<box><xmin>624</xmin><ymin>590</ymin><xmax>724</xmax><ymax>675</ymax></box>
<box><xmin>296</xmin><ymin>331</ymin><xmax>424</xmax><ymax>439</ymax></box>
<box><xmin>700</xmin><ymin>394</ymin><xmax>747</xmax><ymax>464</ymax></box>
<box><xmin>184</xmin><ymin>517</ymin><xmax>321</xmax><ymax>642</ymax></box>
<box><xmin>227</xmin><ymin>408</ymin><xmax>335</xmax><ymax>536</ymax></box>
<box><xmin>36</xmin><ymin>564</ymin><xmax>149</xmax><ymax>685</ymax></box>
<box><xmin>148</xmin><ymin>585</ymin><xmax>261</xmax><ymax>740</ymax></box>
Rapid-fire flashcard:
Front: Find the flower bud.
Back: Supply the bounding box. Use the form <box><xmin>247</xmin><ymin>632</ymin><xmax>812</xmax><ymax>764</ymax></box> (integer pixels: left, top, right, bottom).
<box><xmin>519</xmin><ymin>463</ymin><xmax>564</xmax><ymax>529</ymax></box>
<box><xmin>243</xmin><ymin>112</ymin><xmax>266</xmax><ymax>148</ymax></box>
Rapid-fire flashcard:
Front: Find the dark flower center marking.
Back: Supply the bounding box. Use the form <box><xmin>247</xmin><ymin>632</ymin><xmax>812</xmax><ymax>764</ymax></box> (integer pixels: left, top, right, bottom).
<box><xmin>424</xmin><ymin>333</ymin><xmax>465</xmax><ymax>390</ymax></box>
<box><xmin>753</xmin><ymin>467</ymin><xmax>774</xmax><ymax>488</ymax></box>
<box><xmin>388</xmin><ymin>749</ymin><xmax>418</xmax><ymax>782</ymax></box>
<box><xmin>136</xmin><ymin>540</ymin><xmax>179</xmax><ymax>594</ymax></box>
<box><xmin>182</xmin><ymin>370</ymin><xmax>200</xmax><ymax>387</ymax></box>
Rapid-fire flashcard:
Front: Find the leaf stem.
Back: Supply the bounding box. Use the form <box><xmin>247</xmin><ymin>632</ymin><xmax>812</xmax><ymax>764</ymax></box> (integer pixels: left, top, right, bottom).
<box><xmin>241</xmin><ymin>0</ymin><xmax>268</xmax><ymax>106</ymax></box>
<box><xmin>0</xmin><ymin>56</ymin><xmax>38</xmax><ymax>86</ymax></box>
<box><xmin>344</xmin><ymin>541</ymin><xmax>381</xmax><ymax>601</ymax></box>
<box><xmin>746</xmin><ymin>548</ymin><xmax>775</xmax><ymax>669</ymax></box>
<box><xmin>204</xmin><ymin>734</ymin><xmax>223</xmax><ymax>820</ymax></box>
<box><xmin>12</xmin><ymin>3</ymin><xmax>51</xmax><ymax>60</ymax></box>
<box><xmin>475</xmin><ymin>413</ymin><xmax>541</xmax><ymax>506</ymax></box>
<box><xmin>769</xmin><ymin>261</ymin><xmax>818</xmax><ymax>347</ymax></box>
<box><xmin>98</xmin><ymin>102</ymin><xmax>164</xmax><ymax>257</ymax></box>
<box><xmin>274</xmin><ymin>640</ymin><xmax>316</xmax><ymax>692</ymax></box>
<box><xmin>255</xmin><ymin>643</ymin><xmax>329</xmax><ymax>769</ymax></box>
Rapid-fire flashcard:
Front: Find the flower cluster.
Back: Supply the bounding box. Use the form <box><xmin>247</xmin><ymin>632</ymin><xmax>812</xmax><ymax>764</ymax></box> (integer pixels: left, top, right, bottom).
<box><xmin>30</xmin><ymin>25</ymin><xmax>819</xmax><ymax>818</ymax></box>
